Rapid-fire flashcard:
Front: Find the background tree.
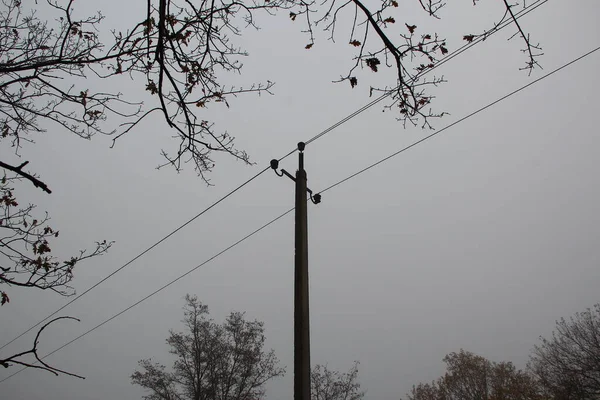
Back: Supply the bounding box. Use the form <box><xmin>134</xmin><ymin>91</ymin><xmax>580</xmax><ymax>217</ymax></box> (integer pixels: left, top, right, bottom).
<box><xmin>131</xmin><ymin>294</ymin><xmax>285</xmax><ymax>400</ymax></box>
<box><xmin>528</xmin><ymin>304</ymin><xmax>600</xmax><ymax>400</ymax></box>
<box><xmin>311</xmin><ymin>361</ymin><xmax>364</xmax><ymax>400</ymax></box>
<box><xmin>405</xmin><ymin>349</ymin><xmax>542</xmax><ymax>400</ymax></box>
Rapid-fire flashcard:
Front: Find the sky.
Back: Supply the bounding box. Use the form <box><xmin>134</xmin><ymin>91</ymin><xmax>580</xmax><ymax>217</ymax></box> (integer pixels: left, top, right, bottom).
<box><xmin>1</xmin><ymin>0</ymin><xmax>600</xmax><ymax>399</ymax></box>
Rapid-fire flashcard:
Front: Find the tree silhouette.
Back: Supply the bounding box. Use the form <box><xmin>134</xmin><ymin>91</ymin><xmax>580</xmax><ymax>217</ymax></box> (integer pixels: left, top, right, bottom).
<box><xmin>131</xmin><ymin>295</ymin><xmax>285</xmax><ymax>400</ymax></box>
<box><xmin>1</xmin><ymin>0</ymin><xmax>541</xmax><ymax>180</ymax></box>
<box><xmin>405</xmin><ymin>349</ymin><xmax>542</xmax><ymax>400</ymax></box>
<box><xmin>529</xmin><ymin>304</ymin><xmax>600</xmax><ymax>399</ymax></box>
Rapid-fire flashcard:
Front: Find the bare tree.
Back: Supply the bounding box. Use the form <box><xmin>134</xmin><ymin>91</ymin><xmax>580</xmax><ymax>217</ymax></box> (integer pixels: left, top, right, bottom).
<box><xmin>405</xmin><ymin>349</ymin><xmax>542</xmax><ymax>400</ymax></box>
<box><xmin>1</xmin><ymin>1</ymin><xmax>114</xmax><ymax>367</ymax></box>
<box><xmin>311</xmin><ymin>361</ymin><xmax>364</xmax><ymax>400</ymax></box>
<box><xmin>528</xmin><ymin>304</ymin><xmax>600</xmax><ymax>400</ymax></box>
<box><xmin>2</xmin><ymin>0</ymin><xmax>540</xmax><ymax>181</ymax></box>
<box><xmin>0</xmin><ymin>0</ymin><xmax>112</xmax><ymax>316</ymax></box>
<box><xmin>131</xmin><ymin>294</ymin><xmax>285</xmax><ymax>400</ymax></box>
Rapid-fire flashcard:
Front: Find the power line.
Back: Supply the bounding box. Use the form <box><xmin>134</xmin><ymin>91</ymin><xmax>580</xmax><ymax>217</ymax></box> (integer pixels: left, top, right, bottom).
<box><xmin>318</xmin><ymin>45</ymin><xmax>600</xmax><ymax>195</ymax></box>
<box><xmin>1</xmin><ymin>0</ymin><xmax>540</xmax><ymax>352</ymax></box>
<box><xmin>3</xmin><ymin>39</ymin><xmax>596</xmax><ymax>386</ymax></box>
<box><xmin>0</xmin><ymin>207</ymin><xmax>294</xmax><ymax>383</ymax></box>
<box><xmin>0</xmin><ymin>0</ymin><xmax>549</xmax><ymax>373</ymax></box>
<box><xmin>0</xmin><ymin>166</ymin><xmax>270</xmax><ymax>351</ymax></box>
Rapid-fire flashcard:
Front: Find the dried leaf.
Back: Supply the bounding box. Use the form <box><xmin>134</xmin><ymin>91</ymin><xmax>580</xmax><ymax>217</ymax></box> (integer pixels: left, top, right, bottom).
<box><xmin>349</xmin><ymin>77</ymin><xmax>358</xmax><ymax>88</ymax></box>
<box><xmin>463</xmin><ymin>34</ymin><xmax>475</xmax><ymax>42</ymax></box>
<box><xmin>1</xmin><ymin>291</ymin><xmax>9</xmax><ymax>306</ymax></box>
<box><xmin>391</xmin><ymin>0</ymin><xmax>398</xmax><ymax>6</ymax></box>
<box><xmin>146</xmin><ymin>81</ymin><xmax>158</xmax><ymax>95</ymax></box>
<box><xmin>289</xmin><ymin>12</ymin><xmax>297</xmax><ymax>21</ymax></box>
<box><xmin>384</xmin><ymin>17</ymin><xmax>395</xmax><ymax>24</ymax></box>
<box><xmin>349</xmin><ymin>40</ymin><xmax>361</xmax><ymax>47</ymax></box>
<box><xmin>406</xmin><ymin>24</ymin><xmax>417</xmax><ymax>34</ymax></box>
<box><xmin>305</xmin><ymin>43</ymin><xmax>313</xmax><ymax>49</ymax></box>
<box><xmin>365</xmin><ymin>58</ymin><xmax>381</xmax><ymax>72</ymax></box>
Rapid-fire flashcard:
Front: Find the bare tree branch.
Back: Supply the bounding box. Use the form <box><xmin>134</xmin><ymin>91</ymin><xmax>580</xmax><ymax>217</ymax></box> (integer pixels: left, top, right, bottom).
<box><xmin>0</xmin><ymin>316</ymin><xmax>85</xmax><ymax>378</ymax></box>
<box><xmin>465</xmin><ymin>0</ymin><xmax>542</xmax><ymax>74</ymax></box>
<box><xmin>0</xmin><ymin>160</ymin><xmax>51</xmax><ymax>193</ymax></box>
<box><xmin>0</xmin><ymin>173</ymin><xmax>113</xmax><ymax>303</ymax></box>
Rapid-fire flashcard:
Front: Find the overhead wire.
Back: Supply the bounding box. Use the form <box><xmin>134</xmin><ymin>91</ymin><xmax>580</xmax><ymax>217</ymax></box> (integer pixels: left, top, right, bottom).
<box><xmin>0</xmin><ymin>166</ymin><xmax>270</xmax><ymax>351</ymax></box>
<box><xmin>0</xmin><ymin>0</ymin><xmax>550</xmax><ymax>380</ymax></box>
<box><xmin>317</xmin><ymin>45</ymin><xmax>600</xmax><ymax>195</ymax></box>
<box><xmin>0</xmin><ymin>207</ymin><xmax>295</xmax><ymax>383</ymax></box>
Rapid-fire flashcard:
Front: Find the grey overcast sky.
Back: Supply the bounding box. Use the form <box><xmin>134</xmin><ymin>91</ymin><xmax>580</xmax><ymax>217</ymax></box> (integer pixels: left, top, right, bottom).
<box><xmin>1</xmin><ymin>0</ymin><xmax>600</xmax><ymax>399</ymax></box>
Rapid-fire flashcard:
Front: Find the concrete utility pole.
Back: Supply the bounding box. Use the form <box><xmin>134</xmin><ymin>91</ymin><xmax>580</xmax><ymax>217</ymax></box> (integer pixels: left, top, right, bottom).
<box><xmin>270</xmin><ymin>142</ymin><xmax>321</xmax><ymax>400</ymax></box>
<box><xmin>294</xmin><ymin>142</ymin><xmax>312</xmax><ymax>400</ymax></box>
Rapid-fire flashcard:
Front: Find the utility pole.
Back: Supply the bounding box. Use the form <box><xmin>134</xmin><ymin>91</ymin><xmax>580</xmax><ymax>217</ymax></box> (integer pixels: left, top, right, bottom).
<box><xmin>271</xmin><ymin>142</ymin><xmax>321</xmax><ymax>400</ymax></box>
<box><xmin>294</xmin><ymin>142</ymin><xmax>310</xmax><ymax>400</ymax></box>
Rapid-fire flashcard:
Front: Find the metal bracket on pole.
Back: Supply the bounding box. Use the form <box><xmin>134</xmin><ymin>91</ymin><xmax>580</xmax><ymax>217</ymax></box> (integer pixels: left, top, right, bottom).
<box><xmin>270</xmin><ymin>144</ymin><xmax>322</xmax><ymax>205</ymax></box>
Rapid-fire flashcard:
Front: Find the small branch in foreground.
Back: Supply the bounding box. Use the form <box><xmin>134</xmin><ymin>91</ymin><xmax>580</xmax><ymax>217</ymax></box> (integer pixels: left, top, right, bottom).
<box><xmin>0</xmin><ymin>316</ymin><xmax>84</xmax><ymax>379</ymax></box>
<box><xmin>502</xmin><ymin>0</ymin><xmax>542</xmax><ymax>73</ymax></box>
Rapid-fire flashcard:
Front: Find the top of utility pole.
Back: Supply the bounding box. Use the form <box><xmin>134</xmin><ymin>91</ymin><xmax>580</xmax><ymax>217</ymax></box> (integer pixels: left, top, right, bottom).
<box><xmin>298</xmin><ymin>142</ymin><xmax>305</xmax><ymax>171</ymax></box>
<box><xmin>269</xmin><ymin>143</ymin><xmax>321</xmax><ymax>205</ymax></box>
